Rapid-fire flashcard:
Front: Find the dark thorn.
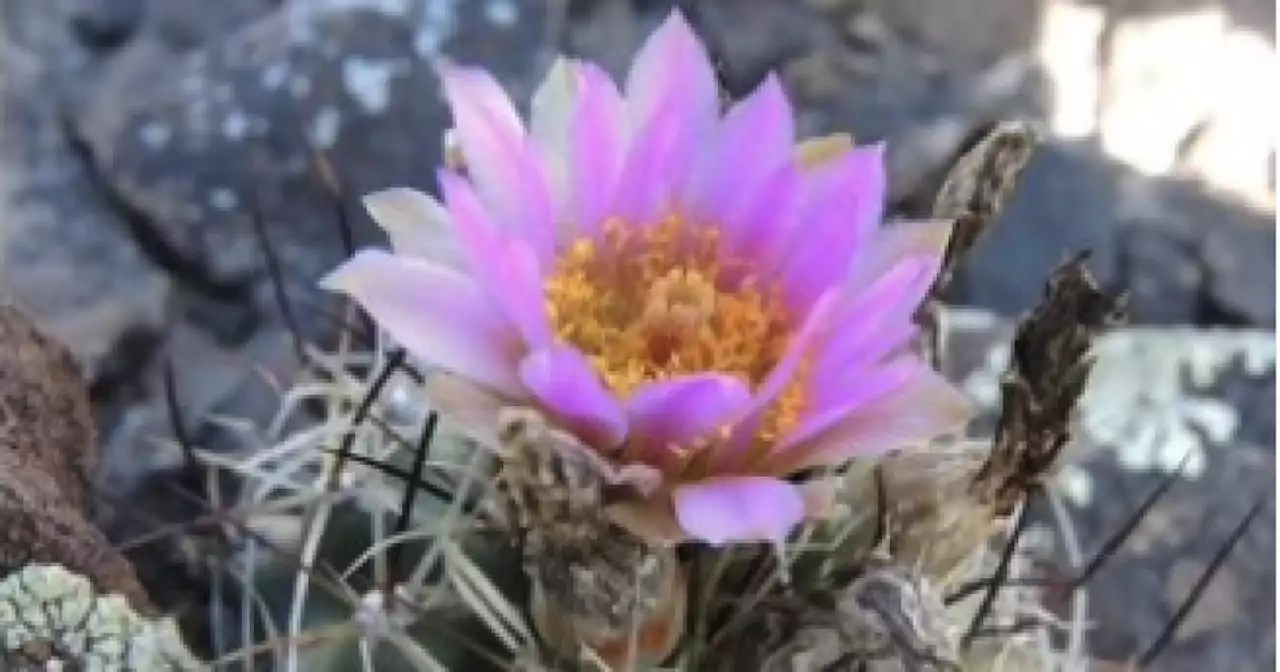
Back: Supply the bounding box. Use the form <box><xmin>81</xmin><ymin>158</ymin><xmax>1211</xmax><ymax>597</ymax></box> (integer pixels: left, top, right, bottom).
<box><xmin>1136</xmin><ymin>495</ymin><xmax>1267</xmax><ymax>669</ymax></box>
<box><xmin>285</xmin><ymin>293</ymin><xmax>376</xmax><ymax>348</ymax></box>
<box><xmin>283</xmin><ymin>348</ymin><xmax>413</xmax><ymax>603</ymax></box>
<box><xmin>1069</xmin><ymin>452</ymin><xmax>1190</xmax><ymax>589</ymax></box>
<box><xmin>313</xmin><ymin>151</ymin><xmax>375</xmax><ymax>340</ymax></box>
<box><xmin>249</xmin><ymin>207</ymin><xmax>309</xmax><ymax>366</ymax></box>
<box><xmin>871</xmin><ymin>464</ymin><xmax>889</xmax><ymax>552</ymax></box>
<box><xmin>329</xmin><ymin>350</ymin><xmax>407</xmax><ymax>485</ymax></box>
<box><xmin>960</xmin><ymin>495</ymin><xmax>1035</xmax><ymax>650</ymax></box>
<box><xmin>314</xmin><ymin>152</ymin><xmax>355</xmax><ymax>258</ymax></box>
<box><xmin>950</xmin><ymin>451</ymin><xmax>1191</xmax><ymax>602</ymax></box>
<box><xmin>318</xmin><ymin>443</ymin><xmax>455</xmax><ymax>505</ymax></box>
<box><xmin>386</xmin><ymin>411</ymin><xmax>441</xmax><ymax>588</ymax></box>
<box><xmin>161</xmin><ymin>357</ymin><xmax>199</xmax><ymax>474</ymax></box>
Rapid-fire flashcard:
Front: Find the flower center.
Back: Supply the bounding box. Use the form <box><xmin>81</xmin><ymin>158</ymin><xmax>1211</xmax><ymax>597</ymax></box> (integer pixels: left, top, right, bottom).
<box><xmin>545</xmin><ymin>214</ymin><xmax>807</xmax><ymax>454</ymax></box>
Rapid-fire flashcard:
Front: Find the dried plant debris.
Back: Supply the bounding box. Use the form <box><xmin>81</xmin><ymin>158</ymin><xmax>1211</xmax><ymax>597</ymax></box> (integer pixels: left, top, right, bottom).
<box><xmin>0</xmin><ymin>296</ymin><xmax>152</xmax><ymax>610</ymax></box>
<box><xmin>0</xmin><ymin>564</ymin><xmax>201</xmax><ymax>670</ymax></box>
<box><xmin>973</xmin><ymin>253</ymin><xmax>1127</xmax><ymax>513</ymax></box>
<box><xmin>494</xmin><ymin>408</ymin><xmax>683</xmax><ymax>669</ymax></box>
<box><xmin>756</xmin><ymin>560</ymin><xmax>959</xmax><ymax>672</ymax></box>
<box><xmin>954</xmin><ymin>256</ymin><xmax>1124</xmax><ymax>652</ymax></box>
<box><xmin>928</xmin><ymin>121</ymin><xmax>1043</xmax><ymax>295</ymax></box>
<box><xmin>845</xmin><ymin>256</ymin><xmax>1125</xmax><ymax>591</ymax></box>
<box><xmin>915</xmin><ymin>120</ymin><xmax>1043</xmax><ymax>367</ymax></box>
<box><xmin>875</xmin><ymin>444</ymin><xmax>1005</xmax><ymax>588</ymax></box>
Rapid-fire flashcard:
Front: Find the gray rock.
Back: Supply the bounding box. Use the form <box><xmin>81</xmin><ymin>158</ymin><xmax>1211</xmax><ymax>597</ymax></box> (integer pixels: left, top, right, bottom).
<box><xmin>0</xmin><ymin>8</ymin><xmax>174</xmax><ymax>379</ymax></box>
<box><xmin>1200</xmin><ymin>220</ymin><xmax>1276</xmax><ymax>327</ymax></box>
<box><xmin>1066</xmin><ymin>442</ymin><xmax>1274</xmax><ymax>672</ymax></box>
<box><xmin>96</xmin><ymin>321</ymin><xmax>301</xmax><ymax>501</ymax></box>
<box><xmin>562</xmin><ymin>0</ymin><xmax>645</xmax><ymax>81</ymax></box>
<box><xmin>686</xmin><ymin>0</ymin><xmax>827</xmax><ymax>94</ymax></box>
<box><xmin>944</xmin><ymin>307</ymin><xmax>1276</xmax><ymax>670</ymax></box>
<box><xmin>1115</xmin><ymin>225</ymin><xmax>1203</xmax><ymax>325</ymax></box>
<box><xmin>74</xmin><ymin>0</ymin><xmax>554</xmax><ymax>311</ymax></box>
<box><xmin>0</xmin><ymin>0</ymin><xmax>95</xmax><ymax>81</ymax></box>
<box><xmin>855</xmin><ymin>0</ymin><xmax>1042</xmax><ymax>68</ymax></box>
<box><xmin>69</xmin><ymin>0</ymin><xmax>147</xmax><ymax>52</ymax></box>
<box><xmin>146</xmin><ymin>0</ymin><xmax>280</xmax><ymax>51</ymax></box>
<box><xmin>953</xmin><ymin>143</ymin><xmax>1274</xmax><ymax>323</ymax></box>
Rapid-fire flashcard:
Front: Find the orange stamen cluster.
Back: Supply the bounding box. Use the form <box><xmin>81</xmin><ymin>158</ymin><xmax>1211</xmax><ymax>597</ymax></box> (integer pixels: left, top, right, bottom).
<box><xmin>545</xmin><ymin>214</ymin><xmax>808</xmax><ymax>463</ymax></box>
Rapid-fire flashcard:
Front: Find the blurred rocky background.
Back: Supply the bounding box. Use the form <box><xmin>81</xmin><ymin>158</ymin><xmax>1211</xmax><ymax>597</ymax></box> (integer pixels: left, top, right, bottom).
<box><xmin>0</xmin><ymin>0</ymin><xmax>1272</xmax><ymax>669</ymax></box>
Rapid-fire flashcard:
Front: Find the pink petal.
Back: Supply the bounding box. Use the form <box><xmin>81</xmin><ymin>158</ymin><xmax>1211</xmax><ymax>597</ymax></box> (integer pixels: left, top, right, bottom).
<box><xmin>778</xmin><ymin>144</ymin><xmax>888</xmax><ymax>310</ymax></box>
<box><xmin>809</xmin><ymin>254</ymin><xmax>940</xmax><ymax>400</ymax></box>
<box><xmin>610</xmin><ymin>86</ymin><xmax>705</xmax><ymax>226</ymax></box>
<box><xmin>779</xmin><ymin>356</ymin><xmax>932</xmax><ymax>452</ymax></box>
<box><xmin>362</xmin><ymin>188</ymin><xmax>465</xmax><ymax>271</ymax></box>
<box><xmin>726</xmin><ymin>164</ymin><xmax>801</xmax><ymax>270</ymax></box>
<box><xmin>321</xmin><ymin>249</ymin><xmax>521</xmax><ymax>394</ymax></box>
<box><xmin>625</xmin><ymin>374</ymin><xmax>753</xmax><ymax>467</ymax></box>
<box><xmin>519</xmin><ymin>345</ymin><xmax>627</xmax><ymax>450</ymax></box>
<box><xmin>530</xmin><ymin>57</ymin><xmax>579</xmax><ymax>227</ymax></box>
<box><xmin>767</xmin><ymin>370</ymin><xmax>974</xmax><ymax>474</ymax></box>
<box><xmin>568</xmin><ymin>63</ymin><xmax>627</xmax><ymax>239</ymax></box>
<box><xmin>437</xmin><ymin>63</ymin><xmax>555</xmax><ymax>262</ymax></box>
<box><xmin>673</xmin><ymin>476</ymin><xmax>806</xmax><ymax>546</ymax></box>
<box><xmin>612</xmin><ymin>10</ymin><xmax>718</xmax><ymax>224</ymax></box>
<box><xmin>810</xmin><ymin>321</ymin><xmax>917</xmax><ymax>410</ymax></box>
<box><xmin>687</xmin><ymin>74</ymin><xmax>794</xmax><ymax>232</ymax></box>
<box><xmin>711</xmin><ymin>290</ymin><xmax>840</xmax><ymax>472</ymax></box>
<box><xmin>846</xmin><ymin>218</ymin><xmax>954</xmax><ymax>292</ymax></box>
<box><xmin>438</xmin><ymin>170</ymin><xmax>553</xmax><ymax>348</ymax></box>
<box><xmin>625</xmin><ymin>9</ymin><xmax>717</xmax><ymax>134</ymax></box>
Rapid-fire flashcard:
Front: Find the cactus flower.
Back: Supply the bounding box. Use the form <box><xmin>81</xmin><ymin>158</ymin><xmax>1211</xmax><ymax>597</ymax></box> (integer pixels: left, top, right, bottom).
<box><xmin>322</xmin><ymin>10</ymin><xmax>973</xmax><ymax>547</ymax></box>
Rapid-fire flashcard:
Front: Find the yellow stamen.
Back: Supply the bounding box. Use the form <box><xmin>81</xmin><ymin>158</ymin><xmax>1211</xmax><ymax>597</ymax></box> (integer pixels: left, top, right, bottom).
<box><xmin>545</xmin><ymin>213</ymin><xmax>807</xmax><ymax>466</ymax></box>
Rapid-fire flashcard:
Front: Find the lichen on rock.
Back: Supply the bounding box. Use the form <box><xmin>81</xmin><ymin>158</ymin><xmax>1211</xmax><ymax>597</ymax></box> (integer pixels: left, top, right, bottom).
<box><xmin>0</xmin><ymin>564</ymin><xmax>201</xmax><ymax>671</ymax></box>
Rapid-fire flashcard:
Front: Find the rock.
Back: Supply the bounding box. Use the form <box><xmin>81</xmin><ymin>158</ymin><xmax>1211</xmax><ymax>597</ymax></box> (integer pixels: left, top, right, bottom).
<box><xmin>563</xmin><ymin>0</ymin><xmax>646</xmax><ymax>81</ymax></box>
<box><xmin>69</xmin><ymin>0</ymin><xmax>147</xmax><ymax>52</ymax></box>
<box><xmin>1065</xmin><ymin>440</ymin><xmax>1274</xmax><ymax>672</ymax></box>
<box><xmin>0</xmin><ymin>1</ymin><xmax>96</xmax><ymax>83</ymax></box>
<box><xmin>95</xmin><ymin>321</ymin><xmax>302</xmax><ymax>501</ymax></box>
<box><xmin>0</xmin><ymin>6</ymin><xmax>174</xmax><ymax>379</ymax></box>
<box><xmin>854</xmin><ymin>0</ymin><xmax>1042</xmax><ymax>67</ymax></box>
<box><xmin>146</xmin><ymin>0</ymin><xmax>280</xmax><ymax>51</ymax></box>
<box><xmin>1115</xmin><ymin>225</ymin><xmax>1202</xmax><ymax>325</ymax></box>
<box><xmin>1200</xmin><ymin>221</ymin><xmax>1277</xmax><ymax>327</ymax></box>
<box><xmin>69</xmin><ymin>0</ymin><xmax>286</xmax><ymax>55</ymax></box>
<box><xmin>950</xmin><ymin>141</ymin><xmax>1273</xmax><ymax>323</ymax></box>
<box><xmin>1114</xmin><ymin>174</ymin><xmax>1274</xmax><ymax>328</ymax></box>
<box><xmin>73</xmin><ymin>0</ymin><xmax>555</xmax><ymax>319</ymax></box>
<box><xmin>0</xmin><ymin>297</ymin><xmax>152</xmax><ymax>611</ymax></box>
<box><xmin>943</xmin><ymin>307</ymin><xmax>1276</xmax><ymax>670</ymax></box>
<box><xmin>687</xmin><ymin>0</ymin><xmax>827</xmax><ymax>94</ymax></box>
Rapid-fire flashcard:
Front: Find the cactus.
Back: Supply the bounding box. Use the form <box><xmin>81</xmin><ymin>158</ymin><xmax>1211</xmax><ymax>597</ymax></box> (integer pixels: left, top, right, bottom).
<box><xmin>0</xmin><ymin>564</ymin><xmax>200</xmax><ymax>670</ymax></box>
<box><xmin>183</xmin><ymin>114</ymin><xmax>1110</xmax><ymax>671</ymax></box>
